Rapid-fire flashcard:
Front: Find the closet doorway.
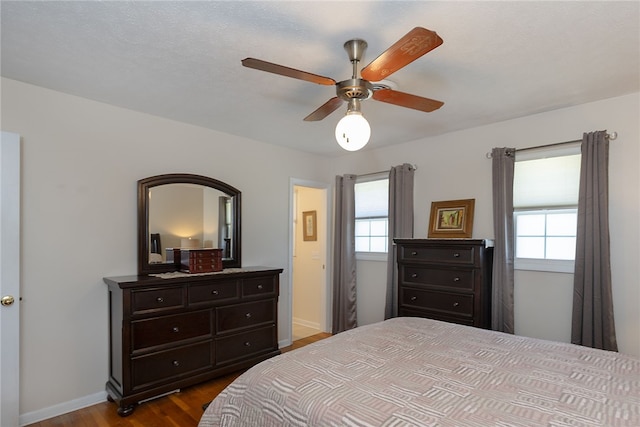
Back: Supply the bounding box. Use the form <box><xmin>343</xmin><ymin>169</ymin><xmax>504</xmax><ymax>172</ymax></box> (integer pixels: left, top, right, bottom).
<box><xmin>289</xmin><ymin>179</ymin><xmax>330</xmax><ymax>342</ymax></box>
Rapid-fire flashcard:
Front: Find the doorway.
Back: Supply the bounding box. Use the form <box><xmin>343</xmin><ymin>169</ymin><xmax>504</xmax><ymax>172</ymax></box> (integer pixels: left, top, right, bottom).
<box><xmin>289</xmin><ymin>179</ymin><xmax>330</xmax><ymax>343</ymax></box>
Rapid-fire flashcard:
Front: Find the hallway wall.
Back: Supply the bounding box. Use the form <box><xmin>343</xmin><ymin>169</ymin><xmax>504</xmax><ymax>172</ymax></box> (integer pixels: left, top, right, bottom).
<box><xmin>292</xmin><ymin>186</ymin><xmax>326</xmax><ymax>330</ymax></box>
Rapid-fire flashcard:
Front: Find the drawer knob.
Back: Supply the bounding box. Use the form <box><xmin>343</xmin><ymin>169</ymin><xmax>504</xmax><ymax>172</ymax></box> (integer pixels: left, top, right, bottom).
<box><xmin>453</xmin><ymin>253</ymin><xmax>460</xmax><ymax>257</ymax></box>
<box><xmin>172</xmin><ymin>360</ymin><xmax>180</xmax><ymax>367</ymax></box>
<box><xmin>453</xmin><ymin>277</ymin><xmax>460</xmax><ymax>282</ymax></box>
<box><xmin>156</xmin><ymin>297</ymin><xmax>164</xmax><ymax>303</ymax></box>
<box><xmin>411</xmin><ymin>251</ymin><xmax>418</xmax><ymax>256</ymax></box>
<box><xmin>453</xmin><ymin>302</ymin><xmax>460</xmax><ymax>307</ymax></box>
<box><xmin>172</xmin><ymin>326</ymin><xmax>180</xmax><ymax>333</ymax></box>
<box><xmin>411</xmin><ymin>273</ymin><xmax>418</xmax><ymax>278</ymax></box>
<box><xmin>410</xmin><ymin>296</ymin><xmax>417</xmax><ymax>301</ymax></box>
<box><xmin>211</xmin><ymin>290</ymin><xmax>219</xmax><ymax>296</ymax></box>
<box><xmin>245</xmin><ymin>312</ymin><xmax>252</xmax><ymax>318</ymax></box>
<box><xmin>244</xmin><ymin>341</ymin><xmax>251</xmax><ymax>347</ymax></box>
<box><xmin>257</xmin><ymin>284</ymin><xmax>264</xmax><ymax>290</ymax></box>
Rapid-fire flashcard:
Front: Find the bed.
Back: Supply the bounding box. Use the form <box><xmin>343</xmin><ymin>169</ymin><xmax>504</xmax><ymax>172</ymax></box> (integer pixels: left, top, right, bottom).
<box><xmin>199</xmin><ymin>317</ymin><xmax>639</xmax><ymax>426</ymax></box>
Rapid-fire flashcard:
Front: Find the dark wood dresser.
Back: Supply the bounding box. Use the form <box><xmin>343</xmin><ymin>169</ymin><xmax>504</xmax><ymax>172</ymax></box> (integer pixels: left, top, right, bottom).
<box><xmin>394</xmin><ymin>239</ymin><xmax>493</xmax><ymax>328</ymax></box>
<box><xmin>103</xmin><ymin>267</ymin><xmax>282</xmax><ymax>416</ymax></box>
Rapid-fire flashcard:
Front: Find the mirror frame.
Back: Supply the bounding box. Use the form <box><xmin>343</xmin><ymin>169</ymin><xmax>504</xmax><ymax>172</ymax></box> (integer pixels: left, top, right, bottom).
<box><xmin>138</xmin><ymin>173</ymin><xmax>241</xmax><ymax>275</ymax></box>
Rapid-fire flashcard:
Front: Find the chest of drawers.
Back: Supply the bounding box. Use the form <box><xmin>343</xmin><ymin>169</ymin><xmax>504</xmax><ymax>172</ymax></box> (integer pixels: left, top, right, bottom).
<box><xmin>104</xmin><ymin>267</ymin><xmax>281</xmax><ymax>416</ymax></box>
<box><xmin>394</xmin><ymin>239</ymin><xmax>493</xmax><ymax>328</ymax></box>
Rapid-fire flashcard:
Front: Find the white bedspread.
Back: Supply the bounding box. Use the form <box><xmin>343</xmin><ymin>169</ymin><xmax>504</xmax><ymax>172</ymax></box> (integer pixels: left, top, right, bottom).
<box><xmin>199</xmin><ymin>317</ymin><xmax>639</xmax><ymax>426</ymax></box>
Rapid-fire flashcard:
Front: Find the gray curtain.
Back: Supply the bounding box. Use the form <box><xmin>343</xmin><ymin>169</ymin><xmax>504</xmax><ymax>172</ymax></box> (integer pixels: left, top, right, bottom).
<box><xmin>491</xmin><ymin>147</ymin><xmax>515</xmax><ymax>333</ymax></box>
<box><xmin>332</xmin><ymin>174</ymin><xmax>358</xmax><ymax>334</ymax></box>
<box><xmin>571</xmin><ymin>131</ymin><xmax>618</xmax><ymax>351</ymax></box>
<box><xmin>385</xmin><ymin>164</ymin><xmax>415</xmax><ymax>319</ymax></box>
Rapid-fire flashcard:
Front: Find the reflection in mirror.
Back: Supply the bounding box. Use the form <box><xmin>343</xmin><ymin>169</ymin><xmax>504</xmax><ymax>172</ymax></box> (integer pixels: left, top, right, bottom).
<box><xmin>138</xmin><ymin>174</ymin><xmax>241</xmax><ymax>275</ymax></box>
<box><xmin>148</xmin><ymin>184</ymin><xmax>234</xmax><ymax>263</ymax></box>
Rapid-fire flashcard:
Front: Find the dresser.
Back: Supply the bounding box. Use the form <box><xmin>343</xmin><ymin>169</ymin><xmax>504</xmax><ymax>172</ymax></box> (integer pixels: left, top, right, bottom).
<box><xmin>103</xmin><ymin>267</ymin><xmax>282</xmax><ymax>416</ymax></box>
<box><xmin>394</xmin><ymin>239</ymin><xmax>493</xmax><ymax>328</ymax></box>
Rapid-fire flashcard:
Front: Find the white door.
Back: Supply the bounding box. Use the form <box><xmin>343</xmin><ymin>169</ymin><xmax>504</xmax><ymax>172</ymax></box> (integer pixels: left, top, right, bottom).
<box><xmin>0</xmin><ymin>131</ymin><xmax>21</xmax><ymax>427</ymax></box>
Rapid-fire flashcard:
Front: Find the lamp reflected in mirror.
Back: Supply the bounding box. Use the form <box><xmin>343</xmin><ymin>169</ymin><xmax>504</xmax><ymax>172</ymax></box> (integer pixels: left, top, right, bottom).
<box><xmin>180</xmin><ymin>238</ymin><xmax>201</xmax><ymax>249</ymax></box>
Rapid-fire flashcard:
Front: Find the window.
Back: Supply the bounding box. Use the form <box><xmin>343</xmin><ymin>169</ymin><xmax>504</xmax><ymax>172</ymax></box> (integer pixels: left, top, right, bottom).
<box><xmin>513</xmin><ymin>145</ymin><xmax>581</xmax><ymax>273</ymax></box>
<box><xmin>515</xmin><ymin>209</ymin><xmax>577</xmax><ymax>259</ymax></box>
<box><xmin>355</xmin><ymin>174</ymin><xmax>388</xmax><ymax>257</ymax></box>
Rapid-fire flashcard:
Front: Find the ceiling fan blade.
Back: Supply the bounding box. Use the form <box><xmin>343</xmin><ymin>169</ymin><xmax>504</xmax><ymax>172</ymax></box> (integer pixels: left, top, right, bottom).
<box><xmin>372</xmin><ymin>88</ymin><xmax>444</xmax><ymax>112</ymax></box>
<box><xmin>361</xmin><ymin>27</ymin><xmax>443</xmax><ymax>81</ymax></box>
<box><xmin>242</xmin><ymin>58</ymin><xmax>336</xmax><ymax>86</ymax></box>
<box><xmin>303</xmin><ymin>97</ymin><xmax>344</xmax><ymax>121</ymax></box>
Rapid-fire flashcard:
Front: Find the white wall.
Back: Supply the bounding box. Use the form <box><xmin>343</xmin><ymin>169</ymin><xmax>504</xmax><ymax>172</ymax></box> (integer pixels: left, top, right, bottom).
<box><xmin>1</xmin><ymin>78</ymin><xmax>333</xmax><ymax>420</ymax></box>
<box><xmin>356</xmin><ymin>260</ymin><xmax>387</xmax><ymax>326</ymax></box>
<box><xmin>330</xmin><ymin>92</ymin><xmax>640</xmax><ymax>357</ymax></box>
<box><xmin>2</xmin><ymin>76</ymin><xmax>638</xmax><ymax>422</ymax></box>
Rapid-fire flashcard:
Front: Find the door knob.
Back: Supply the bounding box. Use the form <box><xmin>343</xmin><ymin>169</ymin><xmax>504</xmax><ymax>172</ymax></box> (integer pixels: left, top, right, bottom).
<box><xmin>1</xmin><ymin>295</ymin><xmax>15</xmax><ymax>306</ymax></box>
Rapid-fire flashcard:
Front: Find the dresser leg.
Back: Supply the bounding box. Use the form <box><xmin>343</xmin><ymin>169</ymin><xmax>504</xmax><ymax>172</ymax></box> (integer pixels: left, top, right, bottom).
<box><xmin>117</xmin><ymin>403</ymin><xmax>136</xmax><ymax>417</ymax></box>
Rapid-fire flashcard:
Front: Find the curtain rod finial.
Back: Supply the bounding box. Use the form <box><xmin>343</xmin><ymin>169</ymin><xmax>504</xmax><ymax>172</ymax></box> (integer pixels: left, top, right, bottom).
<box><xmin>608</xmin><ymin>131</ymin><xmax>617</xmax><ymax>140</ymax></box>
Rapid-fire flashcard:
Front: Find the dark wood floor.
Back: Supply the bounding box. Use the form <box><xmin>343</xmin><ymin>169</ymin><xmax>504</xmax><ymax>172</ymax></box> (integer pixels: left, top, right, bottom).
<box><xmin>27</xmin><ymin>332</ymin><xmax>331</xmax><ymax>427</ymax></box>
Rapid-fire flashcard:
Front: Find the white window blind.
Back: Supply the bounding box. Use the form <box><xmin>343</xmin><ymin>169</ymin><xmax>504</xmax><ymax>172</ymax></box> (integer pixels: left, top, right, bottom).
<box><xmin>514</xmin><ymin>147</ymin><xmax>581</xmax><ymax>209</ymax></box>
<box><xmin>355</xmin><ymin>179</ymin><xmax>388</xmax><ymax>217</ymax></box>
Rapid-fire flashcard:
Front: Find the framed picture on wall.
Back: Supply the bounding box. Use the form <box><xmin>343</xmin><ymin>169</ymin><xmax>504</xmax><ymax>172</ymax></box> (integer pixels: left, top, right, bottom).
<box><xmin>428</xmin><ymin>199</ymin><xmax>475</xmax><ymax>238</ymax></box>
<box><xmin>302</xmin><ymin>210</ymin><xmax>317</xmax><ymax>241</ymax></box>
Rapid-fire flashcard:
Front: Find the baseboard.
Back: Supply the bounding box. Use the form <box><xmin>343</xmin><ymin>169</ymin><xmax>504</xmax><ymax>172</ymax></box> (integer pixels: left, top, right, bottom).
<box><xmin>293</xmin><ymin>317</ymin><xmax>320</xmax><ymax>330</ymax></box>
<box><xmin>19</xmin><ymin>390</ymin><xmax>108</xmax><ymax>426</ymax></box>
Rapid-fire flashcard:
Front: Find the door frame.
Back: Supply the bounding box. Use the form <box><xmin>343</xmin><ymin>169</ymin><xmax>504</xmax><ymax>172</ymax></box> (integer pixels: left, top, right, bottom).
<box><xmin>286</xmin><ymin>178</ymin><xmax>332</xmax><ymax>345</ymax></box>
<box><xmin>0</xmin><ymin>131</ymin><xmax>21</xmax><ymax>427</ymax></box>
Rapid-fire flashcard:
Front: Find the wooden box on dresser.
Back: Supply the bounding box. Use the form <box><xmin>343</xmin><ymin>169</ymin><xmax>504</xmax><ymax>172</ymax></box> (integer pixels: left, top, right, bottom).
<box><xmin>394</xmin><ymin>239</ymin><xmax>493</xmax><ymax>328</ymax></box>
<box><xmin>103</xmin><ymin>267</ymin><xmax>282</xmax><ymax>416</ymax></box>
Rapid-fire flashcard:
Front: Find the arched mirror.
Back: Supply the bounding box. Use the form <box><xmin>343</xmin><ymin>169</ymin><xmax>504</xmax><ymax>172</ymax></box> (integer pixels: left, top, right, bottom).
<box><xmin>138</xmin><ymin>174</ymin><xmax>241</xmax><ymax>275</ymax></box>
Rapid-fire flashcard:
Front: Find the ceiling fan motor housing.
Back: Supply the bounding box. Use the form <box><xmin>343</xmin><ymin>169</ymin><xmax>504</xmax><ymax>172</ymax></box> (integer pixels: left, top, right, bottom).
<box><xmin>336</xmin><ymin>78</ymin><xmax>374</xmax><ymax>101</ymax></box>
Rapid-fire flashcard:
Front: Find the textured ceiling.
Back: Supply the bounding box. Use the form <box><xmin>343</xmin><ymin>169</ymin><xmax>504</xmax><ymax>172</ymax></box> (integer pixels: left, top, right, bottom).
<box><xmin>1</xmin><ymin>1</ymin><xmax>638</xmax><ymax>156</ymax></box>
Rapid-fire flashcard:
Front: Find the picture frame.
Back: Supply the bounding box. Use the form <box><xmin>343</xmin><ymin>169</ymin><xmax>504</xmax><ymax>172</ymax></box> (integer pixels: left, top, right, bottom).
<box><xmin>428</xmin><ymin>199</ymin><xmax>475</xmax><ymax>238</ymax></box>
<box><xmin>302</xmin><ymin>210</ymin><xmax>317</xmax><ymax>241</ymax></box>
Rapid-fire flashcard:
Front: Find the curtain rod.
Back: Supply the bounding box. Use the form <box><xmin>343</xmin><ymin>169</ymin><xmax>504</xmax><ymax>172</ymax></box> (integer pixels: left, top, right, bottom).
<box><xmin>357</xmin><ymin>164</ymin><xmax>418</xmax><ymax>178</ymax></box>
<box><xmin>485</xmin><ymin>131</ymin><xmax>617</xmax><ymax>158</ymax></box>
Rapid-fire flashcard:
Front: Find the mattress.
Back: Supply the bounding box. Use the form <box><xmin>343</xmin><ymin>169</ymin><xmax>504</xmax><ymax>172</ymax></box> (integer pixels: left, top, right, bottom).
<box><xmin>199</xmin><ymin>317</ymin><xmax>639</xmax><ymax>426</ymax></box>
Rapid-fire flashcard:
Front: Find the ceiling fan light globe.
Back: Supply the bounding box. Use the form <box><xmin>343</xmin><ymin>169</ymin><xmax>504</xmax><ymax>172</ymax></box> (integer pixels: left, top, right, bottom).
<box><xmin>335</xmin><ymin>113</ymin><xmax>370</xmax><ymax>151</ymax></box>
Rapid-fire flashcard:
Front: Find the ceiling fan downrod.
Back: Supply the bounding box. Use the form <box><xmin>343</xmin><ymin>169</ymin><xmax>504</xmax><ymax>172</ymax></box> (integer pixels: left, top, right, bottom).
<box><xmin>337</xmin><ymin>39</ymin><xmax>373</xmax><ymax>102</ymax></box>
<box><xmin>344</xmin><ymin>39</ymin><xmax>367</xmax><ymax>78</ymax></box>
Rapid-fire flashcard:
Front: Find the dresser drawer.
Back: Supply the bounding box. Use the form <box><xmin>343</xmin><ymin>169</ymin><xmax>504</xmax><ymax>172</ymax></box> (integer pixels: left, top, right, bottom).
<box><xmin>216</xmin><ymin>300</ymin><xmax>275</xmax><ymax>333</ymax></box>
<box><xmin>189</xmin><ymin>280</ymin><xmax>238</xmax><ymax>306</ymax></box>
<box><xmin>242</xmin><ymin>277</ymin><xmax>275</xmax><ymax>297</ymax></box>
<box><xmin>400</xmin><ymin>307</ymin><xmax>475</xmax><ymax>326</ymax></box>
<box><xmin>401</xmin><ymin>287</ymin><xmax>473</xmax><ymax>318</ymax></box>
<box><xmin>401</xmin><ymin>266</ymin><xmax>474</xmax><ymax>290</ymax></box>
<box><xmin>131</xmin><ymin>310</ymin><xmax>211</xmax><ymax>351</ymax></box>
<box><xmin>131</xmin><ymin>341</ymin><xmax>212</xmax><ymax>389</ymax></box>
<box><xmin>184</xmin><ymin>264</ymin><xmax>219</xmax><ymax>273</ymax></box>
<box><xmin>398</xmin><ymin>245</ymin><xmax>476</xmax><ymax>266</ymax></box>
<box><xmin>131</xmin><ymin>287</ymin><xmax>184</xmax><ymax>315</ymax></box>
<box><xmin>215</xmin><ymin>325</ymin><xmax>277</xmax><ymax>365</ymax></box>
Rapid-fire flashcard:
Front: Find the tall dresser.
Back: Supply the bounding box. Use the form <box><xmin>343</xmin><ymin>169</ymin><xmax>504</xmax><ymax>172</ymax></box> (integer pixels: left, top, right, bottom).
<box><xmin>104</xmin><ymin>267</ymin><xmax>282</xmax><ymax>416</ymax></box>
<box><xmin>394</xmin><ymin>239</ymin><xmax>493</xmax><ymax>328</ymax></box>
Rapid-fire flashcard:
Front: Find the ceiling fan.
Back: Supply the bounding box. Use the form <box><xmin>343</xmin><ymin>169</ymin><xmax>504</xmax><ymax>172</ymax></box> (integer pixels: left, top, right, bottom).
<box><xmin>241</xmin><ymin>27</ymin><xmax>444</xmax><ymax>151</ymax></box>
